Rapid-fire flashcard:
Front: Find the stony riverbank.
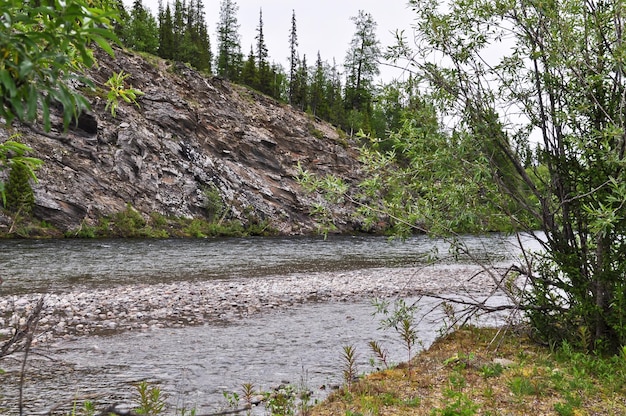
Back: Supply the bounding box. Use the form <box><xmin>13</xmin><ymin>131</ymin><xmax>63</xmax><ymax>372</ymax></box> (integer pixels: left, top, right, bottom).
<box><xmin>0</xmin><ymin>265</ymin><xmax>501</xmax><ymax>344</ymax></box>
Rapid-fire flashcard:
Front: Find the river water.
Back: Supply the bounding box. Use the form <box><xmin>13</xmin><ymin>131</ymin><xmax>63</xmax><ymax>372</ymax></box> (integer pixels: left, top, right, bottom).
<box><xmin>0</xmin><ymin>234</ymin><xmax>535</xmax><ymax>415</ymax></box>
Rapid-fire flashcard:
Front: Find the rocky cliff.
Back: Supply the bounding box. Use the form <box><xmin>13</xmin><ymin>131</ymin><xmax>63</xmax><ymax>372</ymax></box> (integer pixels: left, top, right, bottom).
<box><xmin>1</xmin><ymin>47</ymin><xmax>364</xmax><ymax>235</ymax></box>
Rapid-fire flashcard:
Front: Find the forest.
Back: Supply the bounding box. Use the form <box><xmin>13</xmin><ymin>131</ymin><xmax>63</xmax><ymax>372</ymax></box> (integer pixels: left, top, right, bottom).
<box><xmin>114</xmin><ymin>0</ymin><xmax>418</xmax><ymax>140</ymax></box>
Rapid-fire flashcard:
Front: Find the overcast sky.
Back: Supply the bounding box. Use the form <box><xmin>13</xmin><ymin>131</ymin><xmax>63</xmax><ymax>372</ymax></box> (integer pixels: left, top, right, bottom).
<box><xmin>135</xmin><ymin>0</ymin><xmax>418</xmax><ymax>82</ymax></box>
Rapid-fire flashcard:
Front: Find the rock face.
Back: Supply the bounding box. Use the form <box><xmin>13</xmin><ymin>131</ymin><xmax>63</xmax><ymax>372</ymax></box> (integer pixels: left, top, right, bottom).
<box><xmin>3</xmin><ymin>48</ymin><xmax>363</xmax><ymax>235</ymax></box>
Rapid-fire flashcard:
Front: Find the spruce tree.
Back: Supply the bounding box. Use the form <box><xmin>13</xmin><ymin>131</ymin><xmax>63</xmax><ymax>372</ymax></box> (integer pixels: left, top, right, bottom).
<box><xmin>5</xmin><ymin>161</ymin><xmax>35</xmax><ymax>215</ymax></box>
<box><xmin>288</xmin><ymin>9</ymin><xmax>298</xmax><ymax>105</ymax></box>
<box><xmin>310</xmin><ymin>52</ymin><xmax>327</xmax><ymax>118</ymax></box>
<box><xmin>293</xmin><ymin>55</ymin><xmax>308</xmax><ymax>111</ymax></box>
<box><xmin>215</xmin><ymin>0</ymin><xmax>242</xmax><ymax>81</ymax></box>
<box><xmin>255</xmin><ymin>8</ymin><xmax>271</xmax><ymax>94</ymax></box>
<box><xmin>327</xmin><ymin>59</ymin><xmax>345</xmax><ymax>127</ymax></box>
<box><xmin>343</xmin><ymin>10</ymin><xmax>380</xmax><ymax>113</ymax></box>
<box><xmin>158</xmin><ymin>2</ymin><xmax>175</xmax><ymax>59</ymax></box>
<box><xmin>241</xmin><ymin>45</ymin><xmax>258</xmax><ymax>87</ymax></box>
<box><xmin>126</xmin><ymin>0</ymin><xmax>159</xmax><ymax>54</ymax></box>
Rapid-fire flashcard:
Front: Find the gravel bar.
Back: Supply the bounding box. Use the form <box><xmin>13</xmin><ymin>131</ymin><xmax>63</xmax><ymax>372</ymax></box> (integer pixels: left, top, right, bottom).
<box><xmin>0</xmin><ymin>265</ymin><xmax>499</xmax><ymax>344</ymax></box>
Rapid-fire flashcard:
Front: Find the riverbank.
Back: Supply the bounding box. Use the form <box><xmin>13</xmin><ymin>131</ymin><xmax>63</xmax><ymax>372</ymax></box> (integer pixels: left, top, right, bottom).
<box><xmin>308</xmin><ymin>326</ymin><xmax>626</xmax><ymax>415</ymax></box>
<box><xmin>1</xmin><ymin>265</ymin><xmax>501</xmax><ymax>345</ymax></box>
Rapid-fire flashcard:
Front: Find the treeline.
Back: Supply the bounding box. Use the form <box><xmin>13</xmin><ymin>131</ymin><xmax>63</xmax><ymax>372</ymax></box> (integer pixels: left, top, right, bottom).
<box><xmin>112</xmin><ymin>0</ymin><xmax>413</xmax><ymax>139</ymax></box>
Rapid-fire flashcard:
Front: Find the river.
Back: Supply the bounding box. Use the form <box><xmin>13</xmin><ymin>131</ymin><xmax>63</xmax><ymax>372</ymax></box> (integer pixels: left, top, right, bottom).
<box><xmin>0</xmin><ymin>234</ymin><xmax>535</xmax><ymax>415</ymax></box>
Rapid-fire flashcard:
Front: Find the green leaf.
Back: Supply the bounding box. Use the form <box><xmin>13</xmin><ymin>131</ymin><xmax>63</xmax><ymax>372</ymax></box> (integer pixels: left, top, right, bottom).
<box><xmin>0</xmin><ymin>69</ymin><xmax>17</xmax><ymax>98</ymax></box>
<box><xmin>18</xmin><ymin>59</ymin><xmax>34</xmax><ymax>78</ymax></box>
<box><xmin>91</xmin><ymin>34</ymin><xmax>115</xmax><ymax>57</ymax></box>
<box><xmin>26</xmin><ymin>86</ymin><xmax>38</xmax><ymax>121</ymax></box>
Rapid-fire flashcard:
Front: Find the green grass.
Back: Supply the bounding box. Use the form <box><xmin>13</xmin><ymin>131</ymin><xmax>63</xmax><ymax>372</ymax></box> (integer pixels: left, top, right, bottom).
<box><xmin>309</xmin><ymin>326</ymin><xmax>626</xmax><ymax>416</ymax></box>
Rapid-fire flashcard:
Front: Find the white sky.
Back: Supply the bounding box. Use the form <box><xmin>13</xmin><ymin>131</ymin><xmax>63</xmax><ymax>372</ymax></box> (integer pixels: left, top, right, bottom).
<box><xmin>135</xmin><ymin>0</ymin><xmax>418</xmax><ymax>82</ymax></box>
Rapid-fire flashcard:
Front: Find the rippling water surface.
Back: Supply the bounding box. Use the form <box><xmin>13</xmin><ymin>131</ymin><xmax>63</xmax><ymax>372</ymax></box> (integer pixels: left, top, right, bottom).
<box><xmin>0</xmin><ymin>234</ymin><xmax>531</xmax><ymax>295</ymax></box>
<box><xmin>0</xmin><ymin>234</ymin><xmax>538</xmax><ymax>414</ymax></box>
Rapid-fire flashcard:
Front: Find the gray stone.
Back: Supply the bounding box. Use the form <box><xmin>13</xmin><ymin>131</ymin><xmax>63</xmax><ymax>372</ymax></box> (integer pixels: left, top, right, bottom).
<box><xmin>11</xmin><ymin>46</ymin><xmax>364</xmax><ymax>235</ymax></box>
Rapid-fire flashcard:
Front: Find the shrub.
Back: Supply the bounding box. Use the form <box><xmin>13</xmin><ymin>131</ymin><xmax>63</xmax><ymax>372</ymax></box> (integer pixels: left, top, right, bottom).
<box><xmin>4</xmin><ymin>161</ymin><xmax>35</xmax><ymax>215</ymax></box>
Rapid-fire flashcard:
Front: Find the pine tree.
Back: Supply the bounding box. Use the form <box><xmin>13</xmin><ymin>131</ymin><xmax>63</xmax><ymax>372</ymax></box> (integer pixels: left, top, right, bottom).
<box><xmin>268</xmin><ymin>62</ymin><xmax>287</xmax><ymax>101</ymax></box>
<box><xmin>344</xmin><ymin>10</ymin><xmax>380</xmax><ymax>113</ymax></box>
<box><xmin>288</xmin><ymin>9</ymin><xmax>298</xmax><ymax>105</ymax></box>
<box><xmin>293</xmin><ymin>55</ymin><xmax>308</xmax><ymax>111</ymax></box>
<box><xmin>215</xmin><ymin>0</ymin><xmax>242</xmax><ymax>81</ymax></box>
<box><xmin>327</xmin><ymin>58</ymin><xmax>345</xmax><ymax>127</ymax></box>
<box><xmin>158</xmin><ymin>2</ymin><xmax>175</xmax><ymax>59</ymax></box>
<box><xmin>241</xmin><ymin>45</ymin><xmax>258</xmax><ymax>87</ymax></box>
<box><xmin>192</xmin><ymin>0</ymin><xmax>212</xmax><ymax>72</ymax></box>
<box><xmin>112</xmin><ymin>0</ymin><xmax>131</xmax><ymax>44</ymax></box>
<box><xmin>310</xmin><ymin>52</ymin><xmax>327</xmax><ymax>118</ymax></box>
<box><xmin>255</xmin><ymin>8</ymin><xmax>272</xmax><ymax>94</ymax></box>
<box><xmin>126</xmin><ymin>0</ymin><xmax>159</xmax><ymax>54</ymax></box>
<box><xmin>5</xmin><ymin>161</ymin><xmax>35</xmax><ymax>215</ymax></box>
<box><xmin>172</xmin><ymin>0</ymin><xmax>186</xmax><ymax>55</ymax></box>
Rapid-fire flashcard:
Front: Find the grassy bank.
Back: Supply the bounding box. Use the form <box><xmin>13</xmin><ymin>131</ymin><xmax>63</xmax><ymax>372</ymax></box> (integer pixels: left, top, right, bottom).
<box><xmin>308</xmin><ymin>326</ymin><xmax>626</xmax><ymax>416</ymax></box>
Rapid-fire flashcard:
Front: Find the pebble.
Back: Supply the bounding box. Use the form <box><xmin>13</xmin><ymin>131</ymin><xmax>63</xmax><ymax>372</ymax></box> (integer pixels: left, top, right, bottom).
<box><xmin>0</xmin><ymin>265</ymin><xmax>499</xmax><ymax>344</ymax></box>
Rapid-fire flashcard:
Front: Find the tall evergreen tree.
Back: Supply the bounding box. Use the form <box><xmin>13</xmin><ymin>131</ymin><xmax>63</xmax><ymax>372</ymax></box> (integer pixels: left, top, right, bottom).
<box><xmin>255</xmin><ymin>8</ymin><xmax>272</xmax><ymax>94</ymax></box>
<box><xmin>158</xmin><ymin>2</ymin><xmax>175</xmax><ymax>59</ymax></box>
<box><xmin>172</xmin><ymin>0</ymin><xmax>186</xmax><ymax>54</ymax></box>
<box><xmin>310</xmin><ymin>52</ymin><xmax>328</xmax><ymax>118</ymax></box>
<box><xmin>125</xmin><ymin>0</ymin><xmax>159</xmax><ymax>54</ymax></box>
<box><xmin>327</xmin><ymin>58</ymin><xmax>345</xmax><ymax>127</ymax></box>
<box><xmin>182</xmin><ymin>0</ymin><xmax>212</xmax><ymax>71</ymax></box>
<box><xmin>292</xmin><ymin>55</ymin><xmax>309</xmax><ymax>111</ymax></box>
<box><xmin>112</xmin><ymin>0</ymin><xmax>131</xmax><ymax>44</ymax></box>
<box><xmin>268</xmin><ymin>62</ymin><xmax>287</xmax><ymax>101</ymax></box>
<box><xmin>241</xmin><ymin>45</ymin><xmax>258</xmax><ymax>87</ymax></box>
<box><xmin>215</xmin><ymin>0</ymin><xmax>242</xmax><ymax>80</ymax></box>
<box><xmin>344</xmin><ymin>10</ymin><xmax>380</xmax><ymax>113</ymax></box>
<box><xmin>288</xmin><ymin>9</ymin><xmax>299</xmax><ymax>105</ymax></box>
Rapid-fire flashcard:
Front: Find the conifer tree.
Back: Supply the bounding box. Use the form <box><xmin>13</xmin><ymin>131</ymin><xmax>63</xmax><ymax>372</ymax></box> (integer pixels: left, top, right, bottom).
<box><xmin>241</xmin><ymin>46</ymin><xmax>258</xmax><ymax>87</ymax></box>
<box><xmin>327</xmin><ymin>59</ymin><xmax>345</xmax><ymax>127</ymax></box>
<box><xmin>255</xmin><ymin>8</ymin><xmax>272</xmax><ymax>94</ymax></box>
<box><xmin>112</xmin><ymin>0</ymin><xmax>131</xmax><ymax>44</ymax></box>
<box><xmin>288</xmin><ymin>10</ymin><xmax>299</xmax><ymax>105</ymax></box>
<box><xmin>344</xmin><ymin>10</ymin><xmax>380</xmax><ymax>112</ymax></box>
<box><xmin>215</xmin><ymin>0</ymin><xmax>242</xmax><ymax>80</ymax></box>
<box><xmin>5</xmin><ymin>161</ymin><xmax>35</xmax><ymax>215</ymax></box>
<box><xmin>126</xmin><ymin>0</ymin><xmax>159</xmax><ymax>54</ymax></box>
<box><xmin>158</xmin><ymin>2</ymin><xmax>175</xmax><ymax>59</ymax></box>
<box><xmin>268</xmin><ymin>63</ymin><xmax>287</xmax><ymax>101</ymax></box>
<box><xmin>195</xmin><ymin>0</ymin><xmax>213</xmax><ymax>72</ymax></box>
<box><xmin>181</xmin><ymin>0</ymin><xmax>212</xmax><ymax>71</ymax></box>
<box><xmin>310</xmin><ymin>52</ymin><xmax>328</xmax><ymax>118</ymax></box>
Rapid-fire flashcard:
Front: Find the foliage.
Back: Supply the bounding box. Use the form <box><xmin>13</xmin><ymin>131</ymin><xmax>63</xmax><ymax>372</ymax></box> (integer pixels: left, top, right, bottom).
<box><xmin>264</xmin><ymin>384</ymin><xmax>297</xmax><ymax>416</ymax></box>
<box><xmin>215</xmin><ymin>0</ymin><xmax>242</xmax><ymax>81</ymax></box>
<box><xmin>104</xmin><ymin>70</ymin><xmax>144</xmax><ymax>117</ymax></box>
<box><xmin>0</xmin><ymin>139</ymin><xmax>41</xmax><ymax>208</ymax></box>
<box><xmin>57</xmin><ymin>206</ymin><xmax>276</xmax><ymax>239</ymax></box>
<box><xmin>343</xmin><ymin>10</ymin><xmax>381</xmax><ymax>115</ymax></box>
<box><xmin>134</xmin><ymin>381</ymin><xmax>167</xmax><ymax>415</ymax></box>
<box><xmin>119</xmin><ymin>0</ymin><xmax>160</xmax><ymax>55</ymax></box>
<box><xmin>0</xmin><ymin>0</ymin><xmax>118</xmax><ymax>131</ymax></box>
<box><xmin>341</xmin><ymin>345</ymin><xmax>358</xmax><ymax>390</ymax></box>
<box><xmin>386</xmin><ymin>0</ymin><xmax>626</xmax><ymax>353</ymax></box>
<box><xmin>302</xmin><ymin>0</ymin><xmax>626</xmax><ymax>353</ymax></box>
<box><xmin>373</xmin><ymin>299</ymin><xmax>421</xmax><ymax>374</ymax></box>
<box><xmin>161</xmin><ymin>0</ymin><xmax>212</xmax><ymax>72</ymax></box>
<box><xmin>109</xmin><ymin>203</ymin><xmax>149</xmax><ymax>237</ymax></box>
<box><xmin>4</xmin><ymin>156</ymin><xmax>35</xmax><ymax>215</ymax></box>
